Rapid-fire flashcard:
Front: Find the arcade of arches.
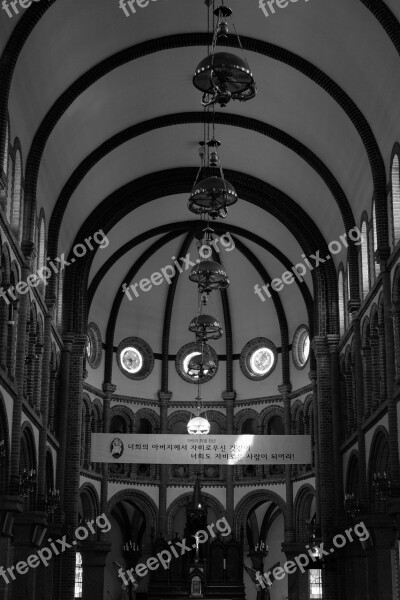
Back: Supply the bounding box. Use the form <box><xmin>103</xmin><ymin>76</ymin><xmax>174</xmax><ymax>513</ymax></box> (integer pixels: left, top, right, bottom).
<box><xmin>1</xmin><ymin>1</ymin><xmax>400</xmax><ymax>599</ymax></box>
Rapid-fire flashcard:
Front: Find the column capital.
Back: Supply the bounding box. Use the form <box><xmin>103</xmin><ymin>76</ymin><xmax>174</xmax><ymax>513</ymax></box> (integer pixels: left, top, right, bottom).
<box><xmin>327</xmin><ymin>334</ymin><xmax>340</xmax><ymax>352</ymax></box>
<box><xmin>308</xmin><ymin>369</ymin><xmax>317</xmax><ymax>383</ymax></box>
<box><xmin>348</xmin><ymin>299</ymin><xmax>361</xmax><ymax>314</ymax></box>
<box><xmin>158</xmin><ymin>391</ymin><xmax>172</xmax><ymax>403</ymax></box>
<box><xmin>102</xmin><ymin>383</ymin><xmax>116</xmax><ymax>395</ymax></box>
<box><xmin>72</xmin><ymin>333</ymin><xmax>87</xmax><ymax>354</ymax></box>
<box><xmin>222</xmin><ymin>391</ymin><xmax>236</xmax><ymax>403</ymax></box>
<box><xmin>61</xmin><ymin>333</ymin><xmax>75</xmax><ymax>348</ymax></box>
<box><xmin>278</xmin><ymin>383</ymin><xmax>292</xmax><ymax>396</ymax></box>
<box><xmin>312</xmin><ymin>336</ymin><xmax>330</xmax><ymax>355</ymax></box>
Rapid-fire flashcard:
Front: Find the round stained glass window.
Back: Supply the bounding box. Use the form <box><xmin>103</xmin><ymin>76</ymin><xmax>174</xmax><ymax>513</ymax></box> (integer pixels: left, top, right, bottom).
<box><xmin>120</xmin><ymin>347</ymin><xmax>143</xmax><ymax>374</ymax></box>
<box><xmin>249</xmin><ymin>347</ymin><xmax>274</xmax><ymax>375</ymax></box>
<box><xmin>86</xmin><ymin>323</ymin><xmax>102</xmax><ymax>369</ymax></box>
<box><xmin>116</xmin><ymin>337</ymin><xmax>154</xmax><ymax>380</ymax></box>
<box><xmin>292</xmin><ymin>325</ymin><xmax>310</xmax><ymax>370</ymax></box>
<box><xmin>240</xmin><ymin>338</ymin><xmax>277</xmax><ymax>381</ymax></box>
<box><xmin>176</xmin><ymin>342</ymin><xmax>218</xmax><ymax>384</ymax></box>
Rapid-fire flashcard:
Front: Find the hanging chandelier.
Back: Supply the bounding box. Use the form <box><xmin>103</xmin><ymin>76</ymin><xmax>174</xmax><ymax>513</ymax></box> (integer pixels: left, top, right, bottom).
<box><xmin>187</xmin><ymin>394</ymin><xmax>211</xmax><ymax>435</ymax></box>
<box><xmin>189</xmin><ymin>314</ymin><xmax>223</xmax><ymax>341</ymax></box>
<box><xmin>189</xmin><ymin>259</ymin><xmax>229</xmax><ymax>293</ymax></box>
<box><xmin>193</xmin><ymin>4</ymin><xmax>257</xmax><ymax>108</ymax></box>
<box><xmin>187</xmin><ymin>352</ymin><xmax>218</xmax><ymax>379</ymax></box>
<box><xmin>188</xmin><ymin>138</ymin><xmax>237</xmax><ymax>220</ymax></box>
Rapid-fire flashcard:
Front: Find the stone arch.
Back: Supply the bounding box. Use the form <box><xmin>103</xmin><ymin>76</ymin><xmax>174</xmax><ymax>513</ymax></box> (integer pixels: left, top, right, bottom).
<box><xmin>110</xmin><ymin>404</ymin><xmax>135</xmax><ymax>432</ymax></box>
<box><xmin>259</xmin><ymin>405</ymin><xmax>284</xmax><ymax>432</ymax></box>
<box><xmin>294</xmin><ymin>483</ymin><xmax>315</xmax><ymax>542</ymax></box>
<box><xmin>0</xmin><ymin>390</ymin><xmax>10</xmax><ymax>490</ymax></box>
<box><xmin>200</xmin><ymin>410</ymin><xmax>226</xmax><ymax>433</ymax></box>
<box><xmin>234</xmin><ymin>490</ymin><xmax>287</xmax><ymax>538</ymax></box>
<box><xmin>107</xmin><ymin>488</ymin><xmax>158</xmax><ymax>548</ymax></box>
<box><xmin>167</xmin><ymin>410</ymin><xmax>192</xmax><ymax>432</ymax></box>
<box><xmin>166</xmin><ymin>492</ymin><xmax>226</xmax><ymax>539</ymax></box>
<box><xmin>79</xmin><ymin>482</ymin><xmax>100</xmax><ymax>521</ymax></box>
<box><xmin>234</xmin><ymin>409</ymin><xmax>259</xmax><ymax>433</ymax></box>
<box><xmin>345</xmin><ymin>449</ymin><xmax>360</xmax><ymax>495</ymax></box>
<box><xmin>392</xmin><ymin>262</ymin><xmax>400</xmax><ymax>302</ymax></box>
<box><xmin>368</xmin><ymin>425</ymin><xmax>390</xmax><ymax>512</ymax></box>
<box><xmin>135</xmin><ymin>408</ymin><xmax>160</xmax><ymax>433</ymax></box>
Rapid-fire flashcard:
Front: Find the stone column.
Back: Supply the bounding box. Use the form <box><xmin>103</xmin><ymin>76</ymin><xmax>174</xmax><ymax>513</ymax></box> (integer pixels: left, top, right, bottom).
<box><xmin>0</xmin><ymin>497</ymin><xmax>23</xmax><ymax>600</ymax></box>
<box><xmin>10</xmin><ymin>260</ymin><xmax>32</xmax><ymax>495</ymax></box>
<box><xmin>308</xmin><ymin>371</ymin><xmax>320</xmax><ymax>527</ymax></box>
<box><xmin>0</xmin><ymin>280</ymin><xmax>9</xmax><ymax>370</ymax></box>
<box><xmin>11</xmin><ymin>511</ymin><xmax>48</xmax><ymax>600</ymax></box>
<box><xmin>56</xmin><ymin>335</ymin><xmax>73</xmax><ymax>517</ymax></box>
<box><xmin>351</xmin><ymin>317</ymin><xmax>368</xmax><ymax>506</ymax></box>
<box><xmin>363</xmin><ymin>514</ymin><xmax>395</xmax><ymax>600</ymax></box>
<box><xmin>158</xmin><ymin>391</ymin><xmax>171</xmax><ymax>537</ymax></box>
<box><xmin>313</xmin><ymin>336</ymin><xmax>340</xmax><ymax>600</ymax></box>
<box><xmin>80</xmin><ymin>541</ymin><xmax>112</xmax><ymax>600</ymax></box>
<box><xmin>59</xmin><ymin>334</ymin><xmax>86</xmax><ymax>600</ymax></box>
<box><xmin>101</xmin><ymin>383</ymin><xmax>116</xmax><ymax>514</ymax></box>
<box><xmin>392</xmin><ymin>301</ymin><xmax>400</xmax><ymax>384</ymax></box>
<box><xmin>223</xmin><ymin>391</ymin><xmax>235</xmax><ymax>532</ymax></box>
<box><xmin>279</xmin><ymin>383</ymin><xmax>294</xmax><ymax>543</ymax></box>
<box><xmin>380</xmin><ymin>264</ymin><xmax>400</xmax><ymax>485</ymax></box>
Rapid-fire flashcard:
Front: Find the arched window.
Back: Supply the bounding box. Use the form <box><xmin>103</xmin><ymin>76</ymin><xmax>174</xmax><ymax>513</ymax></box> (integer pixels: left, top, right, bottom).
<box><xmin>2</xmin><ymin>123</ymin><xmax>9</xmax><ymax>176</ymax></box>
<box><xmin>360</xmin><ymin>221</ymin><xmax>369</xmax><ymax>298</ymax></box>
<box><xmin>338</xmin><ymin>270</ymin><xmax>345</xmax><ymax>335</ymax></box>
<box><xmin>372</xmin><ymin>202</ymin><xmax>380</xmax><ymax>279</ymax></box>
<box><xmin>11</xmin><ymin>150</ymin><xmax>22</xmax><ymax>234</ymax></box>
<box><xmin>38</xmin><ymin>216</ymin><xmax>46</xmax><ymax>272</ymax></box>
<box><xmin>75</xmin><ymin>552</ymin><xmax>83</xmax><ymax>598</ymax></box>
<box><xmin>393</xmin><ymin>154</ymin><xmax>400</xmax><ymax>245</ymax></box>
<box><xmin>309</xmin><ymin>569</ymin><xmax>322</xmax><ymax>598</ymax></box>
<box><xmin>56</xmin><ymin>270</ymin><xmax>64</xmax><ymax>331</ymax></box>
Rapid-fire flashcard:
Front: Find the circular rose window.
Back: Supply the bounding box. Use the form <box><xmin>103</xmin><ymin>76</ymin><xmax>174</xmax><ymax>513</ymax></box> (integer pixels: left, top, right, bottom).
<box><xmin>292</xmin><ymin>325</ymin><xmax>310</xmax><ymax>369</ymax></box>
<box><xmin>116</xmin><ymin>337</ymin><xmax>154</xmax><ymax>380</ymax></box>
<box><xmin>240</xmin><ymin>338</ymin><xmax>277</xmax><ymax>381</ymax></box>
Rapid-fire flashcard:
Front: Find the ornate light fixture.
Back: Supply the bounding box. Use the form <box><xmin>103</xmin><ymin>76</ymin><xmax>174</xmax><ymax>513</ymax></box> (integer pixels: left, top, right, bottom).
<box><xmin>193</xmin><ymin>4</ymin><xmax>257</xmax><ymax>107</ymax></box>
<box><xmin>187</xmin><ymin>352</ymin><xmax>218</xmax><ymax>379</ymax></box>
<box><xmin>19</xmin><ymin>468</ymin><xmax>36</xmax><ymax>498</ymax></box>
<box><xmin>45</xmin><ymin>488</ymin><xmax>61</xmax><ymax>514</ymax></box>
<box><xmin>188</xmin><ymin>138</ymin><xmax>237</xmax><ymax>220</ymax></box>
<box><xmin>187</xmin><ymin>394</ymin><xmax>211</xmax><ymax>435</ymax></box>
<box><xmin>189</xmin><ymin>314</ymin><xmax>223</xmax><ymax>341</ymax></box>
<box><xmin>344</xmin><ymin>493</ymin><xmax>361</xmax><ymax>519</ymax></box>
<box><xmin>373</xmin><ymin>471</ymin><xmax>391</xmax><ymax>499</ymax></box>
<box><xmin>189</xmin><ymin>260</ymin><xmax>229</xmax><ymax>294</ymax></box>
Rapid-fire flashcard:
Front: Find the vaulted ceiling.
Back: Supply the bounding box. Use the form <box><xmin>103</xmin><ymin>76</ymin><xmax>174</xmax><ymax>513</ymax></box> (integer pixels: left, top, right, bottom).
<box><xmin>1</xmin><ymin>0</ymin><xmax>400</xmax><ymax>398</ymax></box>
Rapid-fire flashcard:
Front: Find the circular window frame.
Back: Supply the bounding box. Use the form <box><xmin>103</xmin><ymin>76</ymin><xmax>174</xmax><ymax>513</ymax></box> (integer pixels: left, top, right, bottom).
<box><xmin>175</xmin><ymin>342</ymin><xmax>219</xmax><ymax>384</ymax></box>
<box><xmin>240</xmin><ymin>338</ymin><xmax>277</xmax><ymax>381</ymax></box>
<box><xmin>86</xmin><ymin>322</ymin><xmax>102</xmax><ymax>369</ymax></box>
<box><xmin>292</xmin><ymin>325</ymin><xmax>310</xmax><ymax>370</ymax></box>
<box><xmin>116</xmin><ymin>337</ymin><xmax>154</xmax><ymax>380</ymax></box>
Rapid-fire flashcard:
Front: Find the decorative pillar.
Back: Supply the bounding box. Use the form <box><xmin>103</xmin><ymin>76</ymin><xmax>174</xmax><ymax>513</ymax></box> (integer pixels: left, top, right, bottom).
<box><xmin>222</xmin><ymin>391</ymin><xmax>235</xmax><ymax>532</ymax></box>
<box><xmin>56</xmin><ymin>335</ymin><xmax>73</xmax><ymax>516</ymax></box>
<box><xmin>351</xmin><ymin>316</ymin><xmax>368</xmax><ymax>506</ymax></box>
<box><xmin>0</xmin><ymin>497</ymin><xmax>23</xmax><ymax>600</ymax></box>
<box><xmin>10</xmin><ymin>260</ymin><xmax>32</xmax><ymax>494</ymax></box>
<box><xmin>370</xmin><ymin>332</ymin><xmax>380</xmax><ymax>411</ymax></box>
<box><xmin>80</xmin><ymin>540</ymin><xmax>112</xmax><ymax>600</ymax></box>
<box><xmin>11</xmin><ymin>511</ymin><xmax>48</xmax><ymax>600</ymax></box>
<box><xmin>392</xmin><ymin>301</ymin><xmax>400</xmax><ymax>384</ymax></box>
<box><xmin>380</xmin><ymin>262</ymin><xmax>400</xmax><ymax>485</ymax></box>
<box><xmin>0</xmin><ymin>280</ymin><xmax>9</xmax><ymax>370</ymax></box>
<box><xmin>101</xmin><ymin>383</ymin><xmax>116</xmax><ymax>514</ymax></box>
<box><xmin>308</xmin><ymin>370</ymin><xmax>320</xmax><ymax>527</ymax></box>
<box><xmin>59</xmin><ymin>334</ymin><xmax>86</xmax><ymax>600</ymax></box>
<box><xmin>313</xmin><ymin>336</ymin><xmax>340</xmax><ymax>600</ymax></box>
<box><xmin>158</xmin><ymin>391</ymin><xmax>171</xmax><ymax>538</ymax></box>
<box><xmin>279</xmin><ymin>383</ymin><xmax>294</xmax><ymax>542</ymax></box>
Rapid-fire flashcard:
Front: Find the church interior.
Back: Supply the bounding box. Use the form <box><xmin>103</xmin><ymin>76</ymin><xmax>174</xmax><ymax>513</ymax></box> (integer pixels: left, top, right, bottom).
<box><xmin>1</xmin><ymin>0</ymin><xmax>400</xmax><ymax>599</ymax></box>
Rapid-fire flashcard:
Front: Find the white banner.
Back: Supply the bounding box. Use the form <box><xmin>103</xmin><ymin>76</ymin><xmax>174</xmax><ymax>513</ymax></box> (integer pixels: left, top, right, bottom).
<box><xmin>91</xmin><ymin>434</ymin><xmax>311</xmax><ymax>465</ymax></box>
